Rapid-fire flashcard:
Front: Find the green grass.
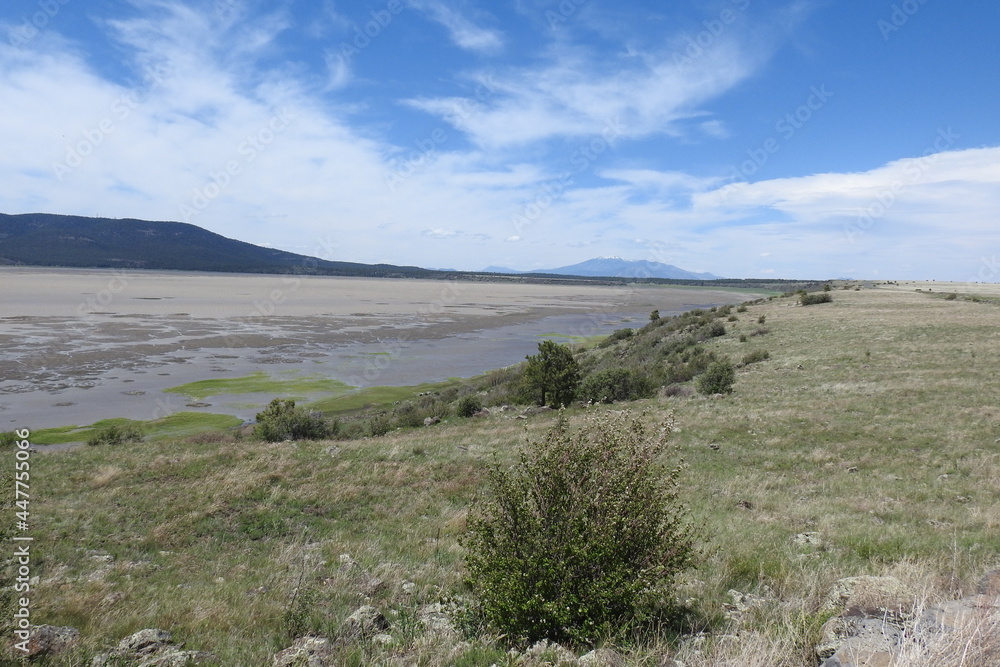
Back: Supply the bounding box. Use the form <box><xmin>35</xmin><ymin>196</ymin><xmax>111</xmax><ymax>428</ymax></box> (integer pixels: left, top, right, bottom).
<box><xmin>307</xmin><ymin>378</ymin><xmax>464</xmax><ymax>416</ymax></box>
<box><xmin>30</xmin><ymin>412</ymin><xmax>244</xmax><ymax>445</ymax></box>
<box><xmin>13</xmin><ymin>286</ymin><xmax>1000</xmax><ymax>665</ymax></box>
<box><xmin>164</xmin><ymin>371</ymin><xmax>352</xmax><ymax>401</ymax></box>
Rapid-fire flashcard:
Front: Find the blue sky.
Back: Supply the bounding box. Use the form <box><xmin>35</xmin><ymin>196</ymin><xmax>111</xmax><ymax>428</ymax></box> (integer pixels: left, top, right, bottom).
<box><xmin>2</xmin><ymin>0</ymin><xmax>998</xmax><ymax>279</ymax></box>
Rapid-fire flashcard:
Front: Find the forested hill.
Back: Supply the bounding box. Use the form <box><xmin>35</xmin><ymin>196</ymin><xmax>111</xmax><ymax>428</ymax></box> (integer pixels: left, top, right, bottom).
<box><xmin>0</xmin><ymin>213</ymin><xmax>435</xmax><ymax>278</ymax></box>
<box><xmin>0</xmin><ymin>212</ymin><xmax>822</xmax><ymax>290</ymax></box>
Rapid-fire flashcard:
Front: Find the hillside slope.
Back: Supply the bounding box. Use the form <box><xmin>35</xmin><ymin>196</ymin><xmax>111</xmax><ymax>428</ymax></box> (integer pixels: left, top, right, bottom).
<box><xmin>8</xmin><ymin>285</ymin><xmax>1000</xmax><ymax>665</ymax></box>
<box><xmin>0</xmin><ymin>213</ymin><xmax>434</xmax><ymax>277</ymax></box>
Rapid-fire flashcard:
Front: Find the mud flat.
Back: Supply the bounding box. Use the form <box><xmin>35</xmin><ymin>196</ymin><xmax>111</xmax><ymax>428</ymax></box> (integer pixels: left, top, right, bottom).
<box><xmin>0</xmin><ymin>267</ymin><xmax>764</xmax><ymax>429</ymax></box>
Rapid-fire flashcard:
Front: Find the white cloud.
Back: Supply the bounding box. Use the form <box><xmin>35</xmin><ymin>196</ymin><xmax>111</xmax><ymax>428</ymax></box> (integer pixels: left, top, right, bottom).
<box><xmin>407</xmin><ymin>36</ymin><xmax>763</xmax><ymax>149</ymax></box>
<box><xmin>410</xmin><ymin>1</ymin><xmax>504</xmax><ymax>54</ymax></box>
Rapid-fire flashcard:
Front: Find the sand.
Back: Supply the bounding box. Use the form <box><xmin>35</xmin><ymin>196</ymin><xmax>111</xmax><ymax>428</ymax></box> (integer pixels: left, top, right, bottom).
<box><xmin>0</xmin><ymin>268</ymin><xmax>763</xmax><ymax>430</ymax></box>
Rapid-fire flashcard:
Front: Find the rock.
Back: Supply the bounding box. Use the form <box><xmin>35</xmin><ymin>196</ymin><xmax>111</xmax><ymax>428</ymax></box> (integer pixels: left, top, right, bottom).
<box><xmin>117</xmin><ymin>628</ymin><xmax>174</xmax><ymax>654</ymax></box>
<box><xmin>792</xmin><ymin>532</ymin><xmax>824</xmax><ymax>548</ymax></box>
<box><xmin>91</xmin><ymin>628</ymin><xmax>215</xmax><ymax>666</ymax></box>
<box><xmin>343</xmin><ymin>605</ymin><xmax>389</xmax><ymax>639</ymax></box>
<box><xmin>473</xmin><ymin>408</ymin><xmax>491</xmax><ymax>417</ymax></box>
<box><xmin>521</xmin><ymin>406</ymin><xmax>553</xmax><ymax>416</ymax></box>
<box><xmin>323</xmin><ymin>445</ymin><xmax>340</xmax><ymax>457</ymax></box>
<box><xmin>816</xmin><ymin>608</ymin><xmax>904</xmax><ymax>663</ymax></box>
<box><xmin>816</xmin><ymin>570</ymin><xmax>1000</xmax><ymax>667</ymax></box>
<box><xmin>423</xmin><ymin>416</ymin><xmax>440</xmax><ymax>426</ymax></box>
<box><xmin>823</xmin><ymin>576</ymin><xmax>912</xmax><ymax>613</ymax></box>
<box><xmin>520</xmin><ymin>639</ymin><xmax>577</xmax><ymax>665</ymax></box>
<box><xmin>578</xmin><ymin>647</ymin><xmax>625</xmax><ymax>666</ymax></box>
<box><xmin>273</xmin><ymin>635</ymin><xmax>336</xmax><ymax>667</ymax></box>
<box><xmin>417</xmin><ymin>603</ymin><xmax>456</xmax><ymax>636</ymax></box>
<box><xmin>979</xmin><ymin>569</ymin><xmax>1000</xmax><ymax>596</ymax></box>
<box><xmin>401</xmin><ymin>581</ymin><xmax>416</xmax><ymax>594</ymax></box>
<box><xmin>357</xmin><ymin>575</ymin><xmax>385</xmax><ymax>597</ymax></box>
<box><xmin>13</xmin><ymin>624</ymin><xmax>79</xmax><ymax>659</ymax></box>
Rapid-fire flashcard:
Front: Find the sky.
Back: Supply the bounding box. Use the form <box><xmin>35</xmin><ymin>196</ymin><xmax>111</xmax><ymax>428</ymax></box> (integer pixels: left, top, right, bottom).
<box><xmin>1</xmin><ymin>0</ymin><xmax>999</xmax><ymax>280</ymax></box>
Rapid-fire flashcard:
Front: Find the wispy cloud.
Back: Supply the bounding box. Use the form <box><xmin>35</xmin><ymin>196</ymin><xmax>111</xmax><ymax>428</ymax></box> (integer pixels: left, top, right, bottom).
<box><xmin>410</xmin><ymin>0</ymin><xmax>504</xmax><ymax>54</ymax></box>
<box><xmin>407</xmin><ymin>36</ymin><xmax>763</xmax><ymax>149</ymax></box>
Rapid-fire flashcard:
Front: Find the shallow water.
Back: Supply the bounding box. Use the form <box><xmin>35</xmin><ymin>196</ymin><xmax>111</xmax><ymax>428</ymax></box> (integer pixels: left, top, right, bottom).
<box><xmin>0</xmin><ymin>268</ymin><xmax>755</xmax><ymax>431</ymax></box>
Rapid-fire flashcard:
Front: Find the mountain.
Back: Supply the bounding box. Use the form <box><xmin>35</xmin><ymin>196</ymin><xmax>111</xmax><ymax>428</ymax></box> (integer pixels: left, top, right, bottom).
<box><xmin>484</xmin><ymin>257</ymin><xmax>720</xmax><ymax>280</ymax></box>
<box><xmin>0</xmin><ymin>213</ymin><xmax>435</xmax><ymax>278</ymax></box>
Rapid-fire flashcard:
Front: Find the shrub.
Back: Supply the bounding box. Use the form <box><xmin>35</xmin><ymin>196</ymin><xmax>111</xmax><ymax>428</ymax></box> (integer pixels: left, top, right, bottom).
<box><xmin>736</xmin><ymin>304</ymin><xmax>748</xmax><ymax>313</ymax></box>
<box><xmin>366</xmin><ymin>412</ymin><xmax>392</xmax><ymax>437</ymax></box>
<box><xmin>457</xmin><ymin>394</ymin><xmax>484</xmax><ymax>418</ymax></box>
<box><xmin>757</xmin><ymin>314</ymin><xmax>766</xmax><ymax>324</ymax></box>
<box><xmin>696</xmin><ymin>359</ymin><xmax>736</xmax><ymax>395</ymax></box>
<box><xmin>649</xmin><ymin>309</ymin><xmax>660</xmax><ymax>322</ymax></box>
<box><xmin>253</xmin><ymin>399</ymin><xmax>333</xmax><ymax>442</ymax></box>
<box><xmin>800</xmin><ymin>292</ymin><xmax>833</xmax><ymax>306</ymax></box>
<box><xmin>599</xmin><ymin>327</ymin><xmax>634</xmax><ymax>348</ymax></box>
<box><xmin>463</xmin><ymin>411</ymin><xmax>694</xmax><ymax>646</ymax></box>
<box><xmin>87</xmin><ymin>421</ymin><xmax>145</xmax><ymax>446</ymax></box>
<box><xmin>739</xmin><ymin>334</ymin><xmax>748</xmax><ymax>343</ymax></box>
<box><xmin>578</xmin><ymin>368</ymin><xmax>654</xmax><ymax>404</ymax></box>
<box><xmin>727</xmin><ymin>315</ymin><xmax>738</xmax><ymax>322</ymax></box>
<box><xmin>740</xmin><ymin>349</ymin><xmax>770</xmax><ymax>366</ymax></box>
<box><xmin>945</xmin><ymin>292</ymin><xmax>958</xmax><ymax>301</ymax></box>
<box><xmin>523</xmin><ymin>340</ymin><xmax>580</xmax><ymax>408</ymax></box>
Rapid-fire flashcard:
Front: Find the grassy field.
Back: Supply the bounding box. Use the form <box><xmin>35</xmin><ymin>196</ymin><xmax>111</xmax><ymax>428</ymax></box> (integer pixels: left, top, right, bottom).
<box><xmin>7</xmin><ymin>284</ymin><xmax>1000</xmax><ymax>665</ymax></box>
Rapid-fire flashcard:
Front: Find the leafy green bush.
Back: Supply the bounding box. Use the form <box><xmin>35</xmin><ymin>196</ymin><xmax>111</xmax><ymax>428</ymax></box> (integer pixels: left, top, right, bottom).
<box><xmin>253</xmin><ymin>399</ymin><xmax>334</xmax><ymax>442</ymax></box>
<box><xmin>740</xmin><ymin>349</ymin><xmax>770</xmax><ymax>366</ymax></box>
<box><xmin>457</xmin><ymin>394</ymin><xmax>484</xmax><ymax>417</ymax></box>
<box><xmin>598</xmin><ymin>327</ymin><xmax>634</xmax><ymax>348</ymax></box>
<box><xmin>578</xmin><ymin>368</ymin><xmax>654</xmax><ymax>404</ymax></box>
<box><xmin>696</xmin><ymin>359</ymin><xmax>736</xmax><ymax>395</ymax></box>
<box><xmin>463</xmin><ymin>411</ymin><xmax>694</xmax><ymax>646</ymax></box>
<box><xmin>366</xmin><ymin>412</ymin><xmax>392</xmax><ymax>437</ymax></box>
<box><xmin>800</xmin><ymin>292</ymin><xmax>833</xmax><ymax>306</ymax></box>
<box><xmin>524</xmin><ymin>340</ymin><xmax>580</xmax><ymax>408</ymax></box>
<box><xmin>86</xmin><ymin>421</ymin><xmax>145</xmax><ymax>446</ymax></box>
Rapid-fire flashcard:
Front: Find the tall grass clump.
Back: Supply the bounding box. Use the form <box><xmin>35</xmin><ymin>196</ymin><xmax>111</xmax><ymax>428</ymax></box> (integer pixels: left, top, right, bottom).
<box><xmin>462</xmin><ymin>411</ymin><xmax>695</xmax><ymax>647</ymax></box>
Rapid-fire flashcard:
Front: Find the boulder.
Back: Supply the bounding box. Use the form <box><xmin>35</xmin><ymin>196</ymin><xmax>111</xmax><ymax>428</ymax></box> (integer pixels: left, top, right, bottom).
<box><xmin>91</xmin><ymin>628</ymin><xmax>215</xmax><ymax>666</ymax></box>
<box><xmin>823</xmin><ymin>576</ymin><xmax>912</xmax><ymax>613</ymax></box>
<box><xmin>273</xmin><ymin>635</ymin><xmax>336</xmax><ymax>667</ymax></box>
<box><xmin>817</xmin><ymin>607</ymin><xmax>904</xmax><ymax>665</ymax></box>
<box><xmin>578</xmin><ymin>647</ymin><xmax>626</xmax><ymax>666</ymax></box>
<box><xmin>343</xmin><ymin>605</ymin><xmax>389</xmax><ymax>639</ymax></box>
<box><xmin>11</xmin><ymin>624</ymin><xmax>79</xmax><ymax>659</ymax></box>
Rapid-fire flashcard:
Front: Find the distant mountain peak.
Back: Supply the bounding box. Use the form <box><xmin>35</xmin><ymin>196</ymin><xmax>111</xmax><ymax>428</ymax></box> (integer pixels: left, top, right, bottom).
<box><xmin>483</xmin><ymin>257</ymin><xmax>721</xmax><ymax>280</ymax></box>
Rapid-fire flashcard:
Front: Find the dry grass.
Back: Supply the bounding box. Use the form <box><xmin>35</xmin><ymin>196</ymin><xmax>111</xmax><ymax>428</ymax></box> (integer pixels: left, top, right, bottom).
<box><xmin>16</xmin><ymin>285</ymin><xmax>1000</xmax><ymax>665</ymax></box>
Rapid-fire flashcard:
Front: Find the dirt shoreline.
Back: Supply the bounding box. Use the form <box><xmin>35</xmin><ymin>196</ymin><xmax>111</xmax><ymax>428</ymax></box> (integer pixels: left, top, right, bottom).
<box><xmin>0</xmin><ymin>268</ymin><xmax>764</xmax><ymax>430</ymax></box>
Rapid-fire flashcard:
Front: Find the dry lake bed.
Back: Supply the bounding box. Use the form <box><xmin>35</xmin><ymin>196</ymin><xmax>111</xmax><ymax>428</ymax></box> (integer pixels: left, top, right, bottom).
<box><xmin>0</xmin><ymin>267</ymin><xmax>763</xmax><ymax>430</ymax></box>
